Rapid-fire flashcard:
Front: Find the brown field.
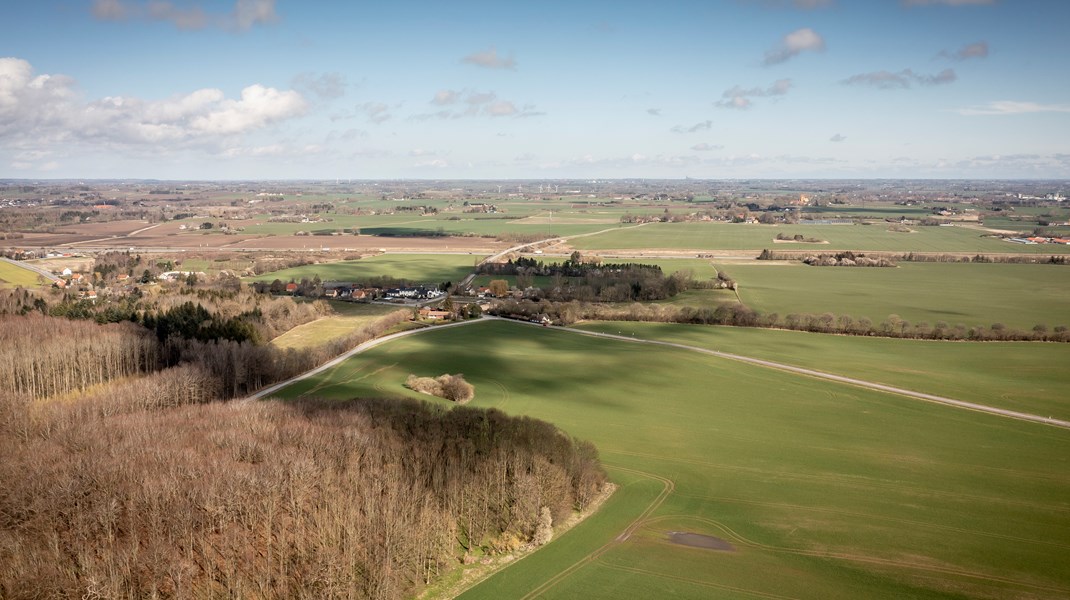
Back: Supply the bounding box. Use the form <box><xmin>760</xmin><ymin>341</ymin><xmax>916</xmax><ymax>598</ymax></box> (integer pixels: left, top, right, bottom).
<box><xmin>12</xmin><ymin>225</ymin><xmax>510</xmax><ymax>255</ymax></box>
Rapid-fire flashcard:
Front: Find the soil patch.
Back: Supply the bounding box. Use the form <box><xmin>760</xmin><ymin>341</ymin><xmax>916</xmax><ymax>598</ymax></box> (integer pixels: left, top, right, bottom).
<box><xmin>667</xmin><ymin>531</ymin><xmax>735</xmax><ymax>551</ymax></box>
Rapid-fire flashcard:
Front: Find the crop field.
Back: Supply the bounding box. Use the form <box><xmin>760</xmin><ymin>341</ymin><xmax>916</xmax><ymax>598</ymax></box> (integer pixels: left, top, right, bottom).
<box><xmin>271</xmin><ymin>302</ymin><xmax>402</xmax><ymax>349</ymax></box>
<box><xmin>570</xmin><ymin>221</ymin><xmax>1070</xmax><ymax>254</ymax></box>
<box><xmin>721</xmin><ymin>261</ymin><xmax>1070</xmax><ymax>331</ymax></box>
<box><xmin>250</xmin><ymin>253</ymin><xmax>481</xmax><ymax>285</ymax></box>
<box><xmin>572</xmin><ymin>321</ymin><xmax>1070</xmax><ymax>422</ymax></box>
<box><xmin>269</xmin><ymin>321</ymin><xmax>1070</xmax><ymax>600</ymax></box>
<box><xmin>0</xmin><ymin>261</ymin><xmax>45</xmax><ymax>286</ymax></box>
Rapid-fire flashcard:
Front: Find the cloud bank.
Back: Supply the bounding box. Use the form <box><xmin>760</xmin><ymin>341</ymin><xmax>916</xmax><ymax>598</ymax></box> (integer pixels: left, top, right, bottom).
<box><xmin>91</xmin><ymin>0</ymin><xmax>277</xmax><ymax>31</ymax></box>
<box><xmin>0</xmin><ymin>57</ymin><xmax>306</xmax><ymax>150</ymax></box>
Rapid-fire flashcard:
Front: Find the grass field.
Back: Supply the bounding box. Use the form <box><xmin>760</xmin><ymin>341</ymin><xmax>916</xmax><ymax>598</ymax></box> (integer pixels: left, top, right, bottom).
<box><xmin>250</xmin><ymin>253</ymin><xmax>481</xmax><ymax>285</ymax></box>
<box><xmin>271</xmin><ymin>302</ymin><xmax>402</xmax><ymax>349</ymax></box>
<box><xmin>572</xmin><ymin>321</ymin><xmax>1070</xmax><ymax>422</ymax></box>
<box><xmin>570</xmin><ymin>221</ymin><xmax>1070</xmax><ymax>254</ymax></box>
<box><xmin>270</xmin><ymin>321</ymin><xmax>1070</xmax><ymax>600</ymax></box>
<box><xmin>0</xmin><ymin>261</ymin><xmax>46</xmax><ymax>287</ymax></box>
<box><xmin>721</xmin><ymin>261</ymin><xmax>1070</xmax><ymax>331</ymax></box>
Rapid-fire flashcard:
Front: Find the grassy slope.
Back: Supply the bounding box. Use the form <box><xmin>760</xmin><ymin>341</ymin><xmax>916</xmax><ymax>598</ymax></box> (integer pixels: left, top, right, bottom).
<box><xmin>0</xmin><ymin>261</ymin><xmax>44</xmax><ymax>287</ymax></box>
<box><xmin>250</xmin><ymin>253</ymin><xmax>480</xmax><ymax>284</ymax></box>
<box><xmin>572</xmin><ymin>321</ymin><xmax>1070</xmax><ymax>422</ymax></box>
<box><xmin>271</xmin><ymin>321</ymin><xmax>1070</xmax><ymax>600</ymax></box>
<box><xmin>271</xmin><ymin>302</ymin><xmax>401</xmax><ymax>349</ymax></box>
<box><xmin>722</xmin><ymin>261</ymin><xmax>1070</xmax><ymax>331</ymax></box>
<box><xmin>570</xmin><ymin>222</ymin><xmax>1070</xmax><ymax>253</ymax></box>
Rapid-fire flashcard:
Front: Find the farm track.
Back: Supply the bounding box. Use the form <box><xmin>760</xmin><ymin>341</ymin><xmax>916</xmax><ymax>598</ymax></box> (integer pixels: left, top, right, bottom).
<box><xmin>248</xmin><ymin>316</ymin><xmax>1070</xmax><ymax>426</ymax></box>
<box><xmin>514</xmin><ymin>465</ymin><xmax>675</xmax><ymax>600</ymax></box>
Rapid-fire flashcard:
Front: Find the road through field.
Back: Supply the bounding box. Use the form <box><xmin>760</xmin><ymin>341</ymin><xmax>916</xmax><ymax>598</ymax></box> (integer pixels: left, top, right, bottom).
<box><xmin>251</xmin><ymin>316</ymin><xmax>1070</xmax><ymax>430</ymax></box>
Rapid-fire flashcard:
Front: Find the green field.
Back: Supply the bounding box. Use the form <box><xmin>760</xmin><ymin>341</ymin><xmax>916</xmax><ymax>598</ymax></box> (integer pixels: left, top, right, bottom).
<box><xmin>721</xmin><ymin>261</ymin><xmax>1070</xmax><ymax>331</ymax></box>
<box><xmin>0</xmin><ymin>261</ymin><xmax>45</xmax><ymax>287</ymax></box>
<box><xmin>570</xmin><ymin>221</ymin><xmax>1070</xmax><ymax>253</ymax></box>
<box><xmin>250</xmin><ymin>253</ymin><xmax>480</xmax><ymax>285</ymax></box>
<box><xmin>270</xmin><ymin>321</ymin><xmax>1070</xmax><ymax>600</ymax></box>
<box><xmin>573</xmin><ymin>321</ymin><xmax>1070</xmax><ymax>422</ymax></box>
<box><xmin>271</xmin><ymin>301</ymin><xmax>402</xmax><ymax>349</ymax></box>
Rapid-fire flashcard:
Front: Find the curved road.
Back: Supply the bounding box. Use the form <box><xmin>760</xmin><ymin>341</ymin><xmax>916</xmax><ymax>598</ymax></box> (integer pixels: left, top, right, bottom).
<box><xmin>248</xmin><ymin>316</ymin><xmax>1070</xmax><ymax>430</ymax></box>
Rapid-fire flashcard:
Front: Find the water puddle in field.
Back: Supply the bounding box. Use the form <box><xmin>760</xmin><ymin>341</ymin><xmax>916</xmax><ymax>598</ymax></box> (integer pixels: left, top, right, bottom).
<box><xmin>667</xmin><ymin>531</ymin><xmax>735</xmax><ymax>552</ymax></box>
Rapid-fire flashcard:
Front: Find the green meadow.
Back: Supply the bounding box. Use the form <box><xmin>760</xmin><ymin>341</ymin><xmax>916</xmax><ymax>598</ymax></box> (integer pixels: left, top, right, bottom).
<box><xmin>0</xmin><ymin>261</ymin><xmax>44</xmax><ymax>287</ymax></box>
<box><xmin>570</xmin><ymin>221</ymin><xmax>1070</xmax><ymax>253</ymax></box>
<box><xmin>572</xmin><ymin>321</ymin><xmax>1070</xmax><ymax>422</ymax></box>
<box><xmin>250</xmin><ymin>253</ymin><xmax>481</xmax><ymax>284</ymax></box>
<box><xmin>270</xmin><ymin>320</ymin><xmax>1070</xmax><ymax>600</ymax></box>
<box><xmin>721</xmin><ymin>261</ymin><xmax>1070</xmax><ymax>331</ymax></box>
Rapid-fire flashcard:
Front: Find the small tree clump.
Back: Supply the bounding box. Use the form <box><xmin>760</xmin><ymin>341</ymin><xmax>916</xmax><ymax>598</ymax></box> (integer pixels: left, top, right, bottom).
<box><xmin>405</xmin><ymin>373</ymin><xmax>474</xmax><ymax>404</ymax></box>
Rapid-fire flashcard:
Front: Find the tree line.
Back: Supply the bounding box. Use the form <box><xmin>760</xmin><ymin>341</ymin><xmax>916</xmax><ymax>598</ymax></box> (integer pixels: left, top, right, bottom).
<box><xmin>758</xmin><ymin>248</ymin><xmax>1070</xmax><ymax>264</ymax></box>
<box><xmin>490</xmin><ymin>298</ymin><xmax>1070</xmax><ymax>342</ymax></box>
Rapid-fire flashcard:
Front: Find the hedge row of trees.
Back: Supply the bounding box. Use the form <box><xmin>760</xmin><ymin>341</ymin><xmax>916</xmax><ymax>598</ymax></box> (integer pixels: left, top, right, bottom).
<box><xmin>758</xmin><ymin>248</ymin><xmax>1070</xmax><ymax>264</ymax></box>
<box><xmin>490</xmin><ymin>299</ymin><xmax>1070</xmax><ymax>342</ymax></box>
<box><xmin>0</xmin><ymin>394</ymin><xmax>605</xmax><ymax>599</ymax></box>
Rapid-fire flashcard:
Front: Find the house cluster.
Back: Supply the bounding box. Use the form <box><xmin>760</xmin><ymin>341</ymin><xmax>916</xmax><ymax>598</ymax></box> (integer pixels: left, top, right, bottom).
<box><xmin>1005</xmin><ymin>236</ymin><xmax>1070</xmax><ymax>245</ymax></box>
<box><xmin>53</xmin><ymin>269</ymin><xmax>136</xmax><ymax>301</ymax></box>
<box><xmin>382</xmin><ymin>286</ymin><xmax>445</xmax><ymax>301</ymax></box>
<box><xmin>158</xmin><ymin>270</ymin><xmax>208</xmax><ymax>282</ymax></box>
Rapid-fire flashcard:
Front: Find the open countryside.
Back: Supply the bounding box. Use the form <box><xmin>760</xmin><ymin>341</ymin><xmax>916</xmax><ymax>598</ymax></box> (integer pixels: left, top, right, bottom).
<box><xmin>271</xmin><ymin>320</ymin><xmax>1070</xmax><ymax>600</ymax></box>
<box><xmin>4</xmin><ymin>0</ymin><xmax>1070</xmax><ymax>596</ymax></box>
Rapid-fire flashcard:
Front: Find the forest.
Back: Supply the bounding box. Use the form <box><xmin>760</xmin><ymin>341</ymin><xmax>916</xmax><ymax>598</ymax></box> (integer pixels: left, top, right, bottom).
<box><xmin>479</xmin><ymin>254</ymin><xmax>703</xmax><ymax>302</ymax></box>
<box><xmin>0</xmin><ymin>391</ymin><xmax>605</xmax><ymax>599</ymax></box>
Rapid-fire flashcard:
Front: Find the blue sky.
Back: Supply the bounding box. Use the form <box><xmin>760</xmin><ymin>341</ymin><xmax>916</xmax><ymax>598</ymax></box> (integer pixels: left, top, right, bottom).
<box><xmin>1</xmin><ymin>0</ymin><xmax>1068</xmax><ymax>179</ymax></box>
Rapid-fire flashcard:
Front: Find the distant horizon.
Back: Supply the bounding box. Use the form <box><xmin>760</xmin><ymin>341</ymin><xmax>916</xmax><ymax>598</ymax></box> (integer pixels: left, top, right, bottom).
<box><xmin>3</xmin><ymin>177</ymin><xmax>1069</xmax><ymax>184</ymax></box>
<box><xmin>4</xmin><ymin>0</ymin><xmax>1069</xmax><ymax>179</ymax></box>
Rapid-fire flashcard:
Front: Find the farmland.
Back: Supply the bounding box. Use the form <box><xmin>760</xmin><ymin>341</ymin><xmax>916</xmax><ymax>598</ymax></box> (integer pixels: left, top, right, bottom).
<box><xmin>721</xmin><ymin>261</ymin><xmax>1070</xmax><ymax>331</ymax></box>
<box><xmin>569</xmin><ymin>221</ymin><xmax>1070</xmax><ymax>254</ymax></box>
<box><xmin>251</xmin><ymin>253</ymin><xmax>482</xmax><ymax>285</ymax></box>
<box><xmin>270</xmin><ymin>320</ymin><xmax>1070</xmax><ymax>600</ymax></box>
<box><xmin>572</xmin><ymin>321</ymin><xmax>1070</xmax><ymax>422</ymax></box>
<box><xmin>271</xmin><ymin>301</ymin><xmax>403</xmax><ymax>349</ymax></box>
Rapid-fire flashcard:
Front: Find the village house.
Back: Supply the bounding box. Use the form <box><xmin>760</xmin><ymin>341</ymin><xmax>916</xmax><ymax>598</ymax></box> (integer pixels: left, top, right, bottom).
<box><xmin>417</xmin><ymin>307</ymin><xmax>452</xmax><ymax>320</ymax></box>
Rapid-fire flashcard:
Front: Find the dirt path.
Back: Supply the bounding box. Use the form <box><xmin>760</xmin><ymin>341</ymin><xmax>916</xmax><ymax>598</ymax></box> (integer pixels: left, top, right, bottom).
<box><xmin>553</xmin><ymin>323</ymin><xmax>1070</xmax><ymax>430</ymax></box>
<box><xmin>248</xmin><ymin>316</ymin><xmax>1070</xmax><ymax>430</ymax></box>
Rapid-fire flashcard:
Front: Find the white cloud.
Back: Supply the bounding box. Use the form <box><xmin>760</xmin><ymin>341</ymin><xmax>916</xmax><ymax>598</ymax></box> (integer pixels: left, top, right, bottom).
<box><xmin>939</xmin><ymin>41</ymin><xmax>988</xmax><ymax>61</ymax></box>
<box><xmin>829</xmin><ymin>133</ymin><xmax>846</xmax><ymax>142</ymax></box>
<box><xmin>690</xmin><ymin>143</ymin><xmax>723</xmax><ymax>151</ymax></box>
<box><xmin>461</xmin><ymin>47</ymin><xmax>517</xmax><ymax>70</ymax></box>
<box><xmin>647</xmin><ymin>108</ymin><xmax>661</xmax><ymax>116</ymax></box>
<box><xmin>413</xmin><ymin>90</ymin><xmax>540</xmax><ymax>120</ymax></box>
<box><xmin>90</xmin><ymin>0</ymin><xmax>276</xmax><ymax>31</ymax></box>
<box><xmin>0</xmin><ymin>57</ymin><xmax>306</xmax><ymax>151</ymax></box>
<box><xmin>432</xmin><ymin>89</ymin><xmax>459</xmax><ymax>105</ymax></box>
<box><xmin>841</xmin><ymin>68</ymin><xmax>956</xmax><ymax>89</ymax></box>
<box><xmin>486</xmin><ymin>100</ymin><xmax>518</xmax><ymax>117</ymax></box>
<box><xmin>360</xmin><ymin>102</ymin><xmax>391</xmax><ymax>124</ymax></box>
<box><xmin>292</xmin><ymin>72</ymin><xmax>347</xmax><ymax>100</ymax></box>
<box><xmin>956</xmin><ymin>100</ymin><xmax>1070</xmax><ymax>116</ymax></box>
<box><xmin>717</xmin><ymin>79</ymin><xmax>792</xmax><ymax>109</ymax></box>
<box><xmin>763</xmin><ymin>28</ymin><xmax>825</xmax><ymax>66</ymax></box>
<box><xmin>671</xmin><ymin>120</ymin><xmax>713</xmax><ymax>133</ymax></box>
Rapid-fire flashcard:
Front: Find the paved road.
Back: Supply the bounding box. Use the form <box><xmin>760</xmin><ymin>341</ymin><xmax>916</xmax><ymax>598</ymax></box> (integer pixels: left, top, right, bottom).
<box><xmin>248</xmin><ymin>316</ymin><xmax>1070</xmax><ymax>430</ymax></box>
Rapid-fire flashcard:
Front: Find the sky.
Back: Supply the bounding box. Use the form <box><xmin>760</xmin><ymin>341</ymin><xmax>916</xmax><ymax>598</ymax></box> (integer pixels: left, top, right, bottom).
<box><xmin>1</xmin><ymin>0</ymin><xmax>1069</xmax><ymax>180</ymax></box>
